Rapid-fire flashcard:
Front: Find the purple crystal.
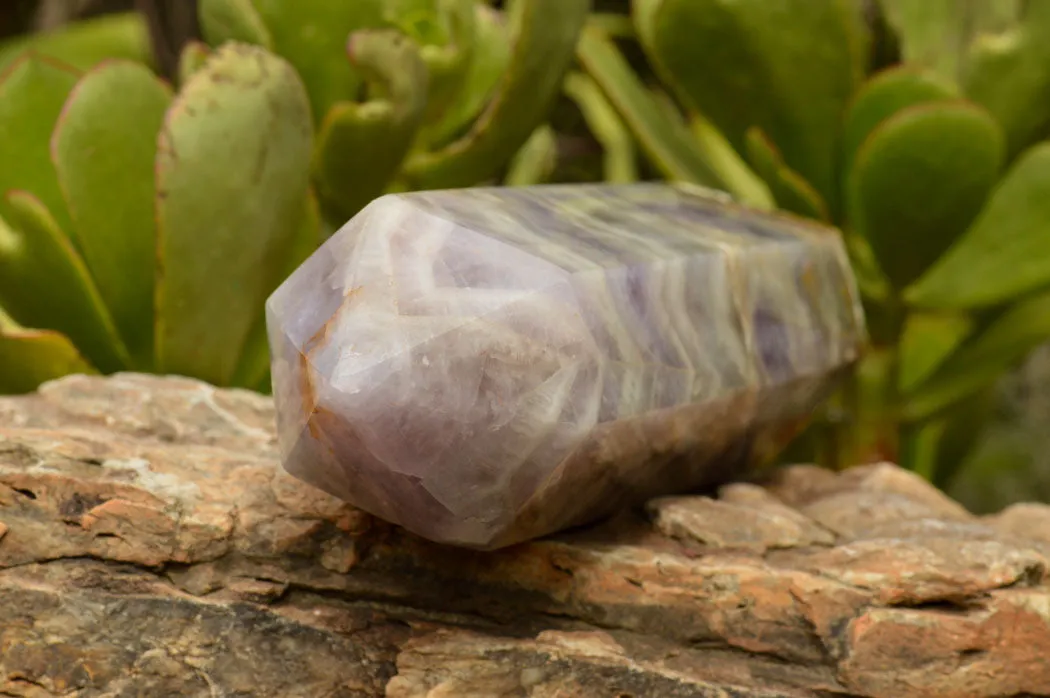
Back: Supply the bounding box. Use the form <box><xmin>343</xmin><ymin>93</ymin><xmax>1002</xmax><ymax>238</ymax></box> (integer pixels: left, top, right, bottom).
<box><xmin>266</xmin><ymin>184</ymin><xmax>866</xmax><ymax>549</ymax></box>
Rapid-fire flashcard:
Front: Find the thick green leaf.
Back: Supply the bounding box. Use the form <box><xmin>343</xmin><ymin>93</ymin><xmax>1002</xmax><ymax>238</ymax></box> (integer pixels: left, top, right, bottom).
<box><xmin>963</xmin><ymin>1</ymin><xmax>1050</xmax><ymax>158</ymax></box>
<box><xmin>51</xmin><ymin>60</ymin><xmax>172</xmax><ymax>371</ymax></box>
<box><xmin>844</xmin><ymin>232</ymin><xmax>892</xmax><ymax>306</ymax></box>
<box><xmin>880</xmin><ymin>0</ymin><xmax>1050</xmax><ymax>159</ymax></box>
<box><xmin>898</xmin><ymin>311</ymin><xmax>973</xmax><ymax>393</ymax></box>
<box><xmin>0</xmin><ymin>54</ymin><xmax>79</xmax><ymax>238</ymax></box>
<box><xmin>945</xmin><ymin>424</ymin><xmax>1050</xmax><ymax>514</ymax></box>
<box><xmin>504</xmin><ymin>124</ymin><xmax>558</xmax><ymax>186</ymax></box>
<box><xmin>0</xmin><ymin>191</ymin><xmax>128</xmax><ymax>373</ymax></box>
<box><xmin>847</xmin><ymin>101</ymin><xmax>1003</xmax><ymax>289</ymax></box>
<box><xmin>575</xmin><ymin>28</ymin><xmax>724</xmax><ymax>190</ymax></box>
<box><xmin>402</xmin><ymin>0</ymin><xmax>589</xmax><ymax>189</ymax></box>
<box><xmin>906</xmin><ymin>142</ymin><xmax>1050</xmax><ymax>309</ymax></box>
<box><xmin>954</xmin><ymin>435</ymin><xmax>1050</xmax><ymax>514</ymax></box>
<box><xmin>238</xmin><ymin>0</ymin><xmax>471</xmax><ymax>130</ymax></box>
<box><xmin>846</xmin><ymin>347</ymin><xmax>902</xmax><ymax>464</ymax></box>
<box><xmin>198</xmin><ymin>0</ymin><xmax>274</xmax><ymax>49</ymax></box>
<box><xmin>842</xmin><ymin>66</ymin><xmax>957</xmax><ymax>176</ymax></box>
<box><xmin>428</xmin><ymin>2</ymin><xmax>512</xmax><ymax>147</ymax></box>
<box><xmin>744</xmin><ymin>127</ymin><xmax>829</xmax><ymax>221</ymax></box>
<box><xmin>154</xmin><ymin>43</ymin><xmax>313</xmax><ymax>385</ymax></box>
<box><xmin>314</xmin><ymin>30</ymin><xmax>428</xmax><ymax>223</ymax></box>
<box><xmin>231</xmin><ymin>191</ymin><xmax>322</xmax><ymax>391</ymax></box>
<box><xmin>878</xmin><ymin>0</ymin><xmax>1019</xmax><ymax>83</ymax></box>
<box><xmin>177</xmin><ymin>41</ymin><xmax>212</xmax><ymax>87</ymax></box>
<box><xmin>562</xmin><ymin>71</ymin><xmax>637</xmax><ymax>183</ymax></box>
<box><xmin>928</xmin><ymin>387</ymin><xmax>995</xmax><ymax>489</ymax></box>
<box><xmin>0</xmin><ymin>13</ymin><xmax>152</xmax><ymax>74</ymax></box>
<box><xmin>0</xmin><ymin>309</ymin><xmax>97</xmax><ymax>395</ymax></box>
<box><xmin>881</xmin><ymin>0</ymin><xmax>1050</xmax><ymax>158</ymax></box>
<box><xmin>904</xmin><ymin>416</ymin><xmax>945</xmax><ymax>482</ymax></box>
<box><xmin>390</xmin><ymin>0</ymin><xmax>474</xmax><ymax>132</ymax></box>
<box><xmin>586</xmin><ymin>12</ymin><xmax>635</xmax><ymax>38</ymax></box>
<box><xmin>382</xmin><ymin>0</ymin><xmax>452</xmax><ymax>44</ymax></box>
<box><xmin>633</xmin><ymin>0</ymin><xmax>867</xmax><ymax>214</ymax></box>
<box><xmin>242</xmin><ymin>0</ymin><xmax>384</xmax><ymax>123</ymax></box>
<box><xmin>688</xmin><ymin>113</ymin><xmax>773</xmax><ymax>211</ymax></box>
<box><xmin>903</xmin><ymin>288</ymin><xmax>1050</xmax><ymax>422</ymax></box>
<box><xmin>902</xmin><ymin>385</ymin><xmax>993</xmax><ymax>487</ymax></box>
<box><xmin>647</xmin><ymin>87</ymin><xmax>771</xmax><ymax>209</ymax></box>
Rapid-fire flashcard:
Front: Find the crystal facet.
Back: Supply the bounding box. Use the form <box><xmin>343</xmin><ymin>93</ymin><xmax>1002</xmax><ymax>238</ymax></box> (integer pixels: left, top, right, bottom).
<box><xmin>266</xmin><ymin>184</ymin><xmax>866</xmax><ymax>549</ymax></box>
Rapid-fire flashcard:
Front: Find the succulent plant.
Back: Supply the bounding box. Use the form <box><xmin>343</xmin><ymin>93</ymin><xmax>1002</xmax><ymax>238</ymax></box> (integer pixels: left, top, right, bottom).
<box><xmin>572</xmin><ymin>0</ymin><xmax>1050</xmax><ymax>495</ymax></box>
<box><xmin>195</xmin><ymin>0</ymin><xmax>590</xmax><ymax>226</ymax></box>
<box><xmin>0</xmin><ymin>11</ymin><xmax>153</xmax><ymax>74</ymax></box>
<box><xmin>0</xmin><ymin>0</ymin><xmax>589</xmax><ymax>395</ymax></box>
<box><xmin>0</xmin><ymin>43</ymin><xmax>316</xmax><ymax>394</ymax></box>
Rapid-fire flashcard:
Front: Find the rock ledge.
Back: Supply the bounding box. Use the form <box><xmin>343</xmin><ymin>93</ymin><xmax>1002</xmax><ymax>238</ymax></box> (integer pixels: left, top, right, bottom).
<box><xmin>1</xmin><ymin>374</ymin><xmax>1048</xmax><ymax>697</ymax></box>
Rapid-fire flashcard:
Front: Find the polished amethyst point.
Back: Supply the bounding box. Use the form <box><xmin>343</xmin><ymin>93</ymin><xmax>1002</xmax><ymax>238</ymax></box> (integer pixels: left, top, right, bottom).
<box><xmin>266</xmin><ymin>184</ymin><xmax>866</xmax><ymax>549</ymax></box>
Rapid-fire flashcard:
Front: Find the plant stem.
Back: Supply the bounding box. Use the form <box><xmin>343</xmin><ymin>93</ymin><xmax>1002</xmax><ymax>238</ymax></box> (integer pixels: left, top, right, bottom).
<box><xmin>881</xmin><ymin>295</ymin><xmax>908</xmax><ymax>464</ymax></box>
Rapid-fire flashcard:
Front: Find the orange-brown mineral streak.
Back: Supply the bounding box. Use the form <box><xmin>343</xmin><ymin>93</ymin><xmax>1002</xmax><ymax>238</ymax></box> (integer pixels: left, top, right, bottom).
<box><xmin>300</xmin><ymin>286</ymin><xmax>365</xmax><ymax>439</ymax></box>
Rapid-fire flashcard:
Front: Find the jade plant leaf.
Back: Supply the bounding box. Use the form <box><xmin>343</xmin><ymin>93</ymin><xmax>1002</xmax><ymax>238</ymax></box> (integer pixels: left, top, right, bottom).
<box><xmin>841</xmin><ymin>66</ymin><xmax>957</xmax><ymax>177</ymax></box>
<box><xmin>177</xmin><ymin>41</ymin><xmax>213</xmax><ymax>88</ymax></box>
<box><xmin>402</xmin><ymin>0</ymin><xmax>589</xmax><ymax>189</ymax></box>
<box><xmin>744</xmin><ymin>127</ymin><xmax>829</xmax><ymax>221</ymax></box>
<box><xmin>0</xmin><ymin>54</ymin><xmax>79</xmax><ymax>238</ymax></box>
<box><xmin>154</xmin><ymin>43</ymin><xmax>313</xmax><ymax>386</ymax></box>
<box><xmin>314</xmin><ymin>30</ymin><xmax>428</xmax><ymax>223</ymax></box>
<box><xmin>906</xmin><ymin>142</ymin><xmax>1050</xmax><ymax>309</ymax></box>
<box><xmin>847</xmin><ymin>101</ymin><xmax>1003</xmax><ymax>289</ymax></box>
<box><xmin>391</xmin><ymin>0</ymin><xmax>474</xmax><ymax>131</ymax></box>
<box><xmin>0</xmin><ymin>191</ymin><xmax>128</xmax><ymax>373</ymax></box>
<box><xmin>0</xmin><ymin>12</ymin><xmax>152</xmax><ymax>74</ymax></box>
<box><xmin>688</xmin><ymin>113</ymin><xmax>773</xmax><ymax>211</ymax></box>
<box><xmin>504</xmin><ymin>124</ymin><xmax>558</xmax><ymax>186</ymax></box>
<box><xmin>51</xmin><ymin>60</ymin><xmax>172</xmax><ymax>370</ymax></box>
<box><xmin>927</xmin><ymin>386</ymin><xmax>996</xmax><ymax>489</ymax></box>
<box><xmin>382</xmin><ymin>0</ymin><xmax>450</xmax><ymax>43</ymax></box>
<box><xmin>881</xmin><ymin>0</ymin><xmax>1050</xmax><ymax>160</ymax></box>
<box><xmin>878</xmin><ymin>0</ymin><xmax>1019</xmax><ymax>83</ymax></box>
<box><xmin>844</xmin><ymin>231</ymin><xmax>892</xmax><ymax>308</ymax></box>
<box><xmin>846</xmin><ymin>347</ymin><xmax>901</xmax><ymax>464</ymax></box>
<box><xmin>231</xmin><ymin>190</ymin><xmax>322</xmax><ymax>391</ymax></box>
<box><xmin>567</xmin><ymin>71</ymin><xmax>638</xmax><ymax>182</ymax></box>
<box><xmin>427</xmin><ymin>2</ymin><xmax>511</xmax><ymax>147</ymax></box>
<box><xmin>198</xmin><ymin>0</ymin><xmax>274</xmax><ymax>49</ymax></box>
<box><xmin>648</xmin><ymin>88</ymin><xmax>770</xmax><ymax>208</ymax></box>
<box><xmin>562</xmin><ymin>71</ymin><xmax>637</xmax><ymax>183</ymax></box>
<box><xmin>944</xmin><ymin>422</ymin><xmax>1050</xmax><ymax>514</ymax></box>
<box><xmin>219</xmin><ymin>0</ymin><xmax>384</xmax><ymax>124</ymax></box>
<box><xmin>575</xmin><ymin>28</ymin><xmax>724</xmax><ymax>190</ymax></box>
<box><xmin>959</xmin><ymin>1</ymin><xmax>1050</xmax><ymax>158</ymax></box>
<box><xmin>898</xmin><ymin>311</ymin><xmax>973</xmax><ymax>393</ymax></box>
<box><xmin>0</xmin><ymin>308</ymin><xmax>97</xmax><ymax>395</ymax></box>
<box><xmin>903</xmin><ymin>288</ymin><xmax>1050</xmax><ymax>422</ymax></box>
<box><xmin>903</xmin><ymin>384</ymin><xmax>994</xmax><ymax>487</ymax></box>
<box><xmin>633</xmin><ymin>0</ymin><xmax>868</xmax><ymax>214</ymax></box>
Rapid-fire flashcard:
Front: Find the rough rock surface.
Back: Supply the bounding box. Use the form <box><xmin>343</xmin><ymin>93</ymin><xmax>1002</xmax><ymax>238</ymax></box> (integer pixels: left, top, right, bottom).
<box><xmin>1</xmin><ymin>373</ymin><xmax>1048</xmax><ymax>698</ymax></box>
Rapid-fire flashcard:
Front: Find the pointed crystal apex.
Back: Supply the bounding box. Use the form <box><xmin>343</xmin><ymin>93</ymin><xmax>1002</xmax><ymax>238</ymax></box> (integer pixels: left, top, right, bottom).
<box><xmin>267</xmin><ymin>184</ymin><xmax>866</xmax><ymax>549</ymax></box>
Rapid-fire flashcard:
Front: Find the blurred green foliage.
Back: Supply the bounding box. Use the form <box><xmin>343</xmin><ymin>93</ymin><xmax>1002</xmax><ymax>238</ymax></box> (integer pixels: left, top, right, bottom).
<box><xmin>0</xmin><ymin>0</ymin><xmax>588</xmax><ymax>394</ymax></box>
<box><xmin>0</xmin><ymin>12</ymin><xmax>151</xmax><ymax>73</ymax></box>
<box><xmin>568</xmin><ymin>0</ymin><xmax>1050</xmax><ymax>505</ymax></box>
<box><xmin>2</xmin><ymin>0</ymin><xmax>1049</xmax><ymax>508</ymax></box>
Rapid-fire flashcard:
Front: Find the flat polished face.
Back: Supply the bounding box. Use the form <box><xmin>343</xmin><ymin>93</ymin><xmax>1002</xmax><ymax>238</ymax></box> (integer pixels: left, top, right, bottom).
<box><xmin>407</xmin><ymin>183</ymin><xmax>830</xmax><ymax>272</ymax></box>
<box><xmin>267</xmin><ymin>184</ymin><xmax>867</xmax><ymax>549</ymax></box>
